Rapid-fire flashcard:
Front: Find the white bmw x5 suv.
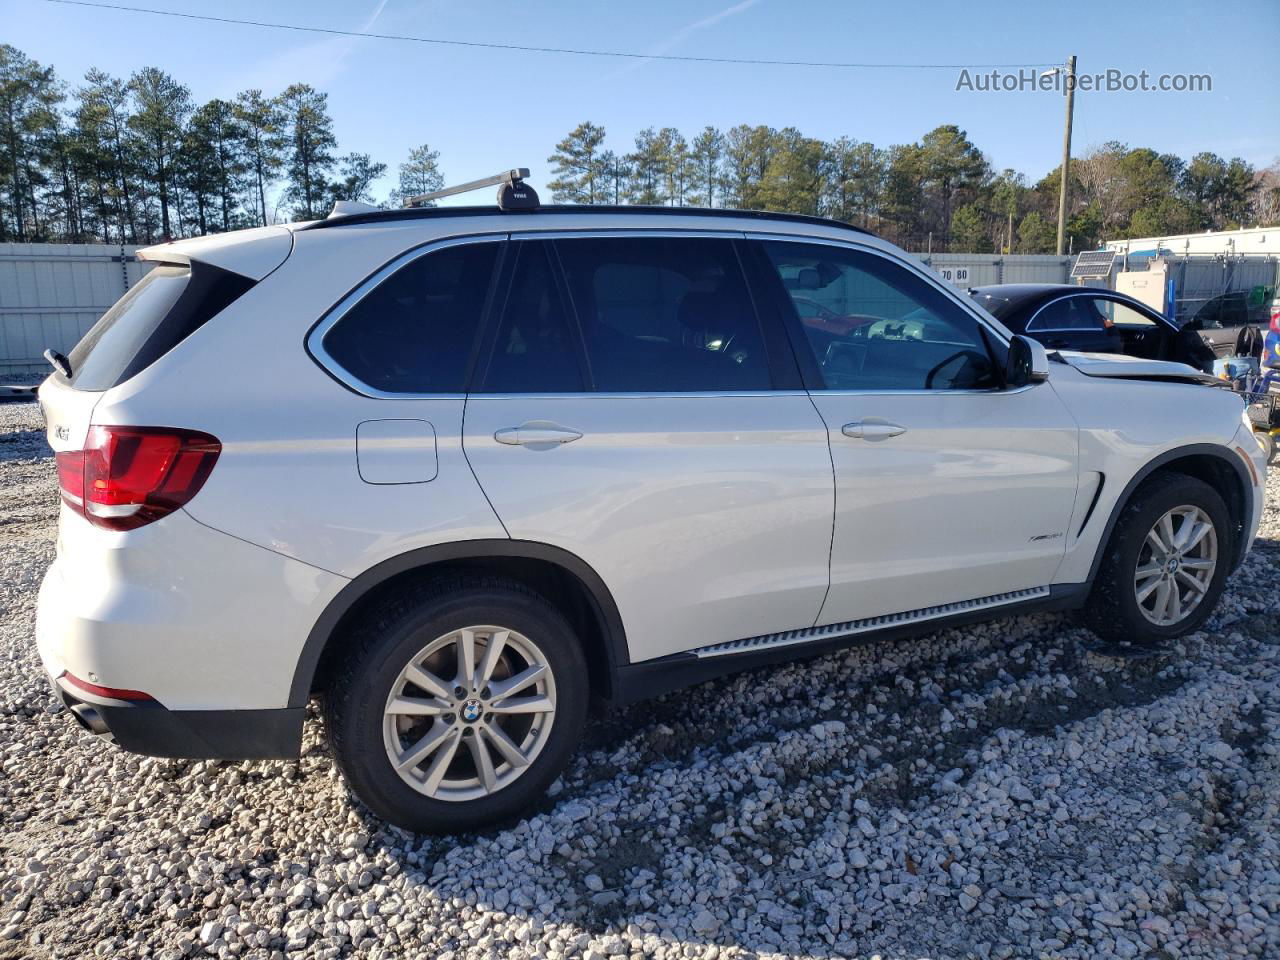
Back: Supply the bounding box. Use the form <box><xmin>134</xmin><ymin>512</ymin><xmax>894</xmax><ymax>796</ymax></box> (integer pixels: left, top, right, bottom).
<box><xmin>36</xmin><ymin>200</ymin><xmax>1265</xmax><ymax>832</ymax></box>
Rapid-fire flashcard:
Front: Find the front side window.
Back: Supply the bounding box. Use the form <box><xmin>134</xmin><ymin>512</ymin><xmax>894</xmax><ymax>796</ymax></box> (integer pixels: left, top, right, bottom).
<box><xmin>320</xmin><ymin>242</ymin><xmax>499</xmax><ymax>394</ymax></box>
<box><xmin>1094</xmin><ymin>299</ymin><xmax>1157</xmax><ymax>327</ymax></box>
<box><xmin>555</xmin><ymin>237</ymin><xmax>772</xmax><ymax>392</ymax></box>
<box><xmin>762</xmin><ymin>241</ymin><xmax>998</xmax><ymax>391</ymax></box>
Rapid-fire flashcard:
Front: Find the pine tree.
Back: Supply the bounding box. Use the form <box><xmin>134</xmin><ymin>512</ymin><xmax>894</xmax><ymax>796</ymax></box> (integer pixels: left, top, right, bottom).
<box><xmin>80</xmin><ymin>69</ymin><xmax>138</xmax><ymax>242</ymax></box>
<box><xmin>331</xmin><ymin>152</ymin><xmax>386</xmax><ymax>204</ymax></box>
<box><xmin>626</xmin><ymin>128</ymin><xmax>668</xmax><ymax>205</ymax></box>
<box><xmin>126</xmin><ymin>67</ymin><xmax>191</xmax><ymax>240</ymax></box>
<box><xmin>277</xmin><ymin>83</ymin><xmax>336</xmax><ymax>221</ymax></box>
<box><xmin>393</xmin><ymin>144</ymin><xmax>444</xmax><ymax>205</ymax></box>
<box><xmin>598</xmin><ymin>150</ymin><xmax>628</xmax><ymax>204</ymax></box>
<box><xmin>547</xmin><ymin>121</ymin><xmax>607</xmax><ymax>204</ymax></box>
<box><xmin>0</xmin><ymin>45</ymin><xmax>61</xmax><ymax>242</ymax></box>
<box><xmin>689</xmin><ymin>126</ymin><xmax>725</xmax><ymax>208</ymax></box>
<box><xmin>656</xmin><ymin>128</ymin><xmax>687</xmax><ymax>206</ymax></box>
<box><xmin>233</xmin><ymin>90</ymin><xmax>286</xmax><ymax>227</ymax></box>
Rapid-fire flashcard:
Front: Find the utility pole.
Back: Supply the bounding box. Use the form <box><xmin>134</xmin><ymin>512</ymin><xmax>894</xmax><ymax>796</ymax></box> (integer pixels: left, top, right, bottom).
<box><xmin>1055</xmin><ymin>55</ymin><xmax>1077</xmax><ymax>256</ymax></box>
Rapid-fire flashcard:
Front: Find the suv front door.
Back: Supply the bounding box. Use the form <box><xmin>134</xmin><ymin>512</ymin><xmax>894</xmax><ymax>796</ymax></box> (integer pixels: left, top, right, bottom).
<box><xmin>753</xmin><ymin>238</ymin><xmax>1081</xmax><ymax>627</ymax></box>
<box><xmin>462</xmin><ymin>235</ymin><xmax>835</xmax><ymax>662</ymax></box>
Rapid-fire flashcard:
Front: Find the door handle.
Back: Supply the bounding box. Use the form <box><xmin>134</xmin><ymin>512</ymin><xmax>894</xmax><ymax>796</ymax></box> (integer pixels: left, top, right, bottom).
<box><xmin>494</xmin><ymin>423</ymin><xmax>583</xmax><ymax>446</ymax></box>
<box><xmin>842</xmin><ymin>420</ymin><xmax>907</xmax><ymax>441</ymax></box>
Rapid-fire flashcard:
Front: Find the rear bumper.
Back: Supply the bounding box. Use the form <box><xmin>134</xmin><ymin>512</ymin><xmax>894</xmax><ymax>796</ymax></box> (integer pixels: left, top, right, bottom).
<box><xmin>46</xmin><ymin>671</ymin><xmax>302</xmax><ymax>759</ymax></box>
<box><xmin>35</xmin><ymin>506</ymin><xmax>346</xmax><ymax>712</ymax></box>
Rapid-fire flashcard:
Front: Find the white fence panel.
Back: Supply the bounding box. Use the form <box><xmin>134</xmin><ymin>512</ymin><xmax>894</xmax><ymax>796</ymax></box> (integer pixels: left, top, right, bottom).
<box><xmin>916</xmin><ymin>254</ymin><xmax>1073</xmax><ymax>288</ymax></box>
<box><xmin>0</xmin><ymin>243</ymin><xmax>150</xmax><ymax>379</ymax></box>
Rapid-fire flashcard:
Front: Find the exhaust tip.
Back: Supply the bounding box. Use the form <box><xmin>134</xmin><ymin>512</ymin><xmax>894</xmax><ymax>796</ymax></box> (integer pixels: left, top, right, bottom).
<box><xmin>70</xmin><ymin>703</ymin><xmax>115</xmax><ymax>741</ymax></box>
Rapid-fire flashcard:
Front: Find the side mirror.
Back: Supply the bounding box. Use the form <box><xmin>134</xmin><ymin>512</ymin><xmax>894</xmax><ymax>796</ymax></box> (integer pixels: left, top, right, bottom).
<box><xmin>1006</xmin><ymin>335</ymin><xmax>1050</xmax><ymax>387</ymax></box>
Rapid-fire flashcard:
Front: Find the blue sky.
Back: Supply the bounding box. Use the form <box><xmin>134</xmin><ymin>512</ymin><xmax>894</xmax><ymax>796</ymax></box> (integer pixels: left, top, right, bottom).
<box><xmin>6</xmin><ymin>0</ymin><xmax>1279</xmax><ymax>206</ymax></box>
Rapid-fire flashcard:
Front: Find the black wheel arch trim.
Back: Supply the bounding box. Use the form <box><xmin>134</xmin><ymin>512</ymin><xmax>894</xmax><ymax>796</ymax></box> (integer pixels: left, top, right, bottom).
<box><xmin>1083</xmin><ymin>442</ymin><xmax>1254</xmax><ymax>585</ymax></box>
<box><xmin>289</xmin><ymin>539</ymin><xmax>630</xmax><ymax>708</ymax></box>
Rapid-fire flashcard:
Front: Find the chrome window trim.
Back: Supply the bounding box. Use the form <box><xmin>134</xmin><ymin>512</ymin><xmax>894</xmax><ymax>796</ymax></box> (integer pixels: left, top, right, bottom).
<box><xmin>306</xmin><ymin>233</ymin><xmax>507</xmax><ymax>400</ymax></box>
<box><xmin>1024</xmin><ymin>291</ymin><xmax>1168</xmax><ymax>335</ymax></box>
<box><xmin>307</xmin><ymin>227</ymin><xmax>1037</xmax><ymax>401</ymax></box>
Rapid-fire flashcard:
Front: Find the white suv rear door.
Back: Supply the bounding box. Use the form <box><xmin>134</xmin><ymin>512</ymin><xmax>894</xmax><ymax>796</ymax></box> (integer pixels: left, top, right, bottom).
<box><xmin>462</xmin><ymin>235</ymin><xmax>835</xmax><ymax>662</ymax></box>
<box><xmin>751</xmin><ymin>238</ymin><xmax>1080</xmax><ymax>626</ymax></box>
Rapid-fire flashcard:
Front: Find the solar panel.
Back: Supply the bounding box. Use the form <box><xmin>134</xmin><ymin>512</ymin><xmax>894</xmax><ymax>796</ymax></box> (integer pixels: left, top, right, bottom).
<box><xmin>1071</xmin><ymin>250</ymin><xmax>1117</xmax><ymax>279</ymax></box>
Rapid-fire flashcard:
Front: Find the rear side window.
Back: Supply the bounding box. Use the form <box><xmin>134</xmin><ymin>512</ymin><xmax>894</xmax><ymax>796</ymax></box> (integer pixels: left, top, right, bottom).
<box><xmin>481</xmin><ymin>242</ymin><xmax>584</xmax><ymax>393</ymax></box>
<box><xmin>555</xmin><ymin>237</ymin><xmax>772</xmax><ymax>392</ymax></box>
<box><xmin>320</xmin><ymin>242</ymin><xmax>499</xmax><ymax>394</ymax></box>
<box><xmin>1028</xmin><ymin>298</ymin><xmax>1105</xmax><ymax>332</ymax></box>
<box><xmin>65</xmin><ymin>262</ymin><xmax>253</xmax><ymax>391</ymax></box>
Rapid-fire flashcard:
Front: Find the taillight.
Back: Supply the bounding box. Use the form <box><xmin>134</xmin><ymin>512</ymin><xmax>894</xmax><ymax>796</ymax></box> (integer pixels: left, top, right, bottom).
<box><xmin>1270</xmin><ymin>309</ymin><xmax>1279</xmax><ymax>334</ymax></box>
<box><xmin>56</xmin><ymin>426</ymin><xmax>220</xmax><ymax>530</ymax></box>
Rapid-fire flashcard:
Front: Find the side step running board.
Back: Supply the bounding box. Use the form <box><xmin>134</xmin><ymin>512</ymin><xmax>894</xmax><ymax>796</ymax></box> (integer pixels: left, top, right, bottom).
<box><xmin>689</xmin><ymin>586</ymin><xmax>1052</xmax><ymax>659</ymax></box>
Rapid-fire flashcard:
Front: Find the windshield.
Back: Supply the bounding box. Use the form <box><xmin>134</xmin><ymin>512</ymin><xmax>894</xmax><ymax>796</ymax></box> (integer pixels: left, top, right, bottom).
<box><xmin>968</xmin><ymin>289</ymin><xmax>1017</xmax><ymax>320</ymax></box>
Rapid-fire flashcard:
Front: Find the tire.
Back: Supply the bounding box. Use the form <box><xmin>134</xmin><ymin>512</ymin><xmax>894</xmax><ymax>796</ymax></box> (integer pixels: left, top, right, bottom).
<box><xmin>1082</xmin><ymin>471</ymin><xmax>1233</xmax><ymax>647</ymax></box>
<box><xmin>325</xmin><ymin>577</ymin><xmax>588</xmax><ymax>833</ymax></box>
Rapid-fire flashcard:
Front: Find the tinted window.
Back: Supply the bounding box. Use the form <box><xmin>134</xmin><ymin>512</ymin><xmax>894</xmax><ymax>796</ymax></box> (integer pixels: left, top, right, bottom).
<box><xmin>1195</xmin><ymin>292</ymin><xmax>1248</xmax><ymax>328</ymax></box>
<box><xmin>556</xmin><ymin>237</ymin><xmax>771</xmax><ymax>392</ymax></box>
<box><xmin>481</xmin><ymin>242</ymin><xmax>584</xmax><ymax>393</ymax></box>
<box><xmin>66</xmin><ymin>262</ymin><xmax>253</xmax><ymax>391</ymax></box>
<box><xmin>1096</xmin><ymin>299</ymin><xmax>1156</xmax><ymax>327</ymax></box>
<box><xmin>322</xmin><ymin>242</ymin><xmax>499</xmax><ymax>394</ymax></box>
<box><xmin>1027</xmin><ymin>297</ymin><xmax>1105</xmax><ymax>332</ymax></box>
<box><xmin>763</xmin><ymin>242</ymin><xmax>998</xmax><ymax>391</ymax></box>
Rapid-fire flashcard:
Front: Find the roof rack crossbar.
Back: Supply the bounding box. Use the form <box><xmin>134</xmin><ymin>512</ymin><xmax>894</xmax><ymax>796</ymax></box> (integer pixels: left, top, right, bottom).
<box><xmin>404</xmin><ymin>168</ymin><xmax>530</xmax><ymax>208</ymax></box>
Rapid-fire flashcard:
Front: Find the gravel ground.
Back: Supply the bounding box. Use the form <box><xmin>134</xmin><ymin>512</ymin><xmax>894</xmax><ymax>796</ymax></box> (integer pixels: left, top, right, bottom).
<box><xmin>1</xmin><ymin>399</ymin><xmax>1278</xmax><ymax>960</ymax></box>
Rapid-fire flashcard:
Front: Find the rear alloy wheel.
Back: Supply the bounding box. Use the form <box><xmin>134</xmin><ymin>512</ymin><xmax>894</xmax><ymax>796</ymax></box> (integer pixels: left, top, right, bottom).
<box><xmin>326</xmin><ymin>580</ymin><xmax>587</xmax><ymax>833</ymax></box>
<box><xmin>1083</xmin><ymin>472</ymin><xmax>1232</xmax><ymax>647</ymax></box>
<box><xmin>382</xmin><ymin>626</ymin><xmax>557</xmax><ymax>801</ymax></box>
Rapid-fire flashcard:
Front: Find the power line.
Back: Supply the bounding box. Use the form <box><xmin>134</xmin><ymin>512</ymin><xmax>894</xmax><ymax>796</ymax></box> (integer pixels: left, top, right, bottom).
<box><xmin>38</xmin><ymin>0</ymin><xmax>1060</xmax><ymax>71</ymax></box>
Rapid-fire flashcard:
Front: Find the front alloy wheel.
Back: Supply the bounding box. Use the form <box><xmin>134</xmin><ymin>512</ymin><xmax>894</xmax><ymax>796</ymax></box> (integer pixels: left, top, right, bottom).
<box><xmin>383</xmin><ymin>626</ymin><xmax>556</xmax><ymax>801</ymax></box>
<box><xmin>1133</xmin><ymin>505</ymin><xmax>1218</xmax><ymax>627</ymax></box>
<box><xmin>1083</xmin><ymin>471</ymin><xmax>1232</xmax><ymax>647</ymax></box>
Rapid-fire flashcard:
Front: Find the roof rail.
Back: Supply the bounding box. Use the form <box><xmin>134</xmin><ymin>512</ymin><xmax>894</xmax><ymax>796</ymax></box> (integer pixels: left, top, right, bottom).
<box><xmin>302</xmin><ymin>204</ymin><xmax>878</xmax><ymax>238</ymax></box>
<box><xmin>405</xmin><ymin>168</ymin><xmax>540</xmax><ymax>211</ymax></box>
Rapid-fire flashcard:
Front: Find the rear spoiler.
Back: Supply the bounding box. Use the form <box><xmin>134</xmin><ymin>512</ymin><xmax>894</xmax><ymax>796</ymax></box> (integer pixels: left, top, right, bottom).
<box><xmin>136</xmin><ymin>225</ymin><xmax>293</xmax><ymax>281</ymax></box>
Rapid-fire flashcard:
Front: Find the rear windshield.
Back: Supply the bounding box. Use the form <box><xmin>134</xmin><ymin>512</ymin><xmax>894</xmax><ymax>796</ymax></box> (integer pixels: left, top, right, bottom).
<box><xmin>63</xmin><ymin>261</ymin><xmax>254</xmax><ymax>391</ymax></box>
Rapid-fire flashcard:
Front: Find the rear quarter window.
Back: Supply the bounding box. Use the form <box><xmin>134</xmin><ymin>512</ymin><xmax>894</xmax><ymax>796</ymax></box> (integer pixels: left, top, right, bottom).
<box><xmin>65</xmin><ymin>261</ymin><xmax>254</xmax><ymax>391</ymax></box>
<box><xmin>316</xmin><ymin>241</ymin><xmax>500</xmax><ymax>394</ymax></box>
